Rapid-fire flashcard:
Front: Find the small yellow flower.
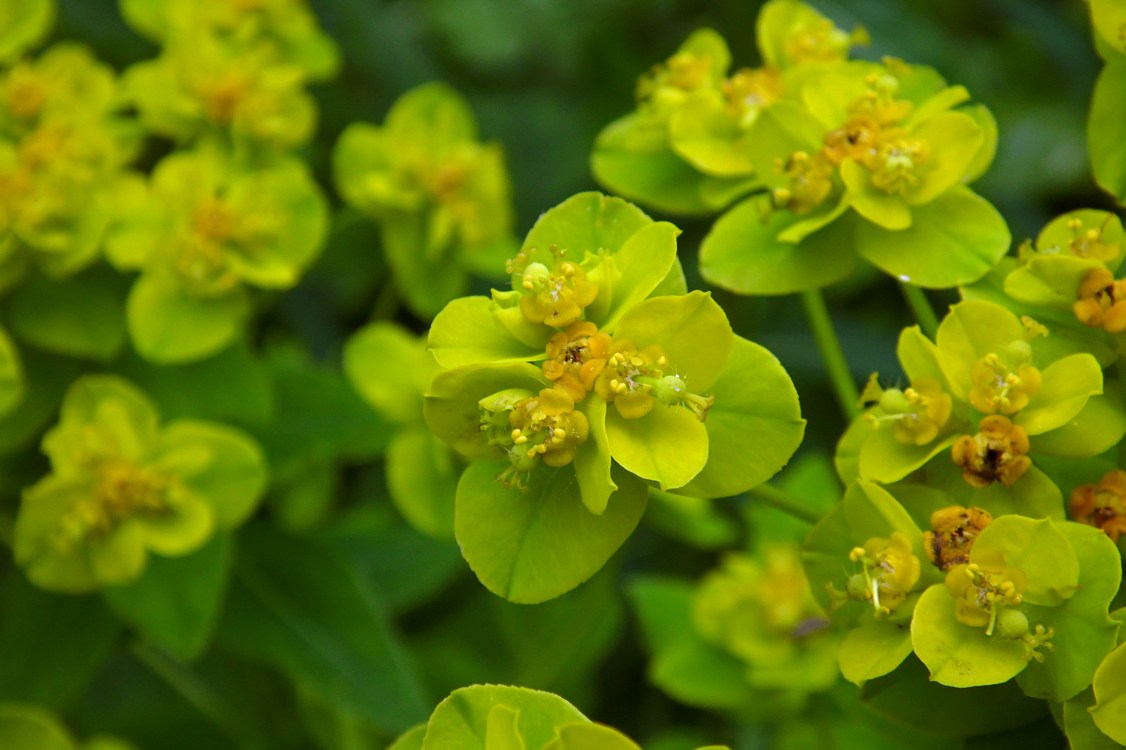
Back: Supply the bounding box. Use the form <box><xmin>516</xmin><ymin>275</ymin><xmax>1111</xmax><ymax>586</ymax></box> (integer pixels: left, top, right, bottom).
<box><xmin>845</xmin><ymin>530</ymin><xmax>921</xmax><ymax>618</ymax></box>
<box><xmin>480</xmin><ymin>388</ymin><xmax>590</xmax><ymax>489</ymax></box>
<box><xmin>723</xmin><ymin>67</ymin><xmax>782</xmax><ymax>127</ymax></box>
<box><xmin>1064</xmin><ymin>216</ymin><xmax>1120</xmax><ymax>262</ymax></box>
<box><xmin>944</xmin><ymin>551</ymin><xmax>1025</xmax><ymax>634</ymax></box>
<box><xmin>1073</xmin><ymin>267</ymin><xmax>1126</xmax><ymax>334</ymax></box>
<box><xmin>863</xmin><ymin>375</ymin><xmax>952</xmax><ymax>446</ymax></box>
<box><xmin>951</xmin><ymin>415</ymin><xmax>1032</xmax><ymax>488</ymax></box>
<box><xmin>771</xmin><ymin>149</ymin><xmax>835</xmax><ymax>214</ymax></box>
<box><xmin>968</xmin><ymin>352</ymin><xmax>1042</xmax><ymax>415</ymax></box>
<box><xmin>507</xmin><ymin>246</ymin><xmax>599</xmax><ymax>328</ymax></box>
<box><xmin>542</xmin><ymin>321</ymin><xmax>613</xmax><ymax>403</ymax></box>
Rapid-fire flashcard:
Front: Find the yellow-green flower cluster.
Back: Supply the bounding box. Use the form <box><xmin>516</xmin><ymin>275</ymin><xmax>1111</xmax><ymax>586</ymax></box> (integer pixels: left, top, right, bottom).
<box><xmin>0</xmin><ymin>42</ymin><xmax>141</xmax><ymax>286</ymax></box>
<box><xmin>120</xmin><ymin>0</ymin><xmax>337</xmax><ymax>154</ymax></box>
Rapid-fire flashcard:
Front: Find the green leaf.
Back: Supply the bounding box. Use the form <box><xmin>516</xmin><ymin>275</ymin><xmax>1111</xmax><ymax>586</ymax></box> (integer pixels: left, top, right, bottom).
<box><xmin>127</xmin><ymin>272</ymin><xmax>249</xmax><ymax>365</ymax></box>
<box><xmin>5</xmin><ymin>266</ymin><xmax>127</xmax><ymax>361</ymax></box>
<box><xmin>1091</xmin><ymin>641</ymin><xmax>1126</xmax><ymax>744</ymax></box>
<box><xmin>422</xmin><ymin>685</ymin><xmax>587</xmax><ymax>750</ymax></box>
<box><xmin>428</xmin><ymin>296</ymin><xmax>546</xmax><ymax>369</ymax></box>
<box><xmin>605</xmin><ymin>405</ymin><xmax>708</xmax><ymax>491</ymax></box>
<box><xmin>860</xmin><ymin>655</ymin><xmax>1048</xmax><ymax>738</ymax></box>
<box><xmin>855</xmin><ymin>187</ymin><xmax>1010</xmax><ymax>288</ymax></box>
<box><xmin>386</xmin><ymin>428</ymin><xmax>458</xmax><ymax>539</ymax></box>
<box><xmin>1017</xmin><ymin>523</ymin><xmax>1121</xmax><ymax>701</ymax></box>
<box><xmin>627</xmin><ymin>577</ymin><xmax>697</xmax><ymax>655</ymax></box>
<box><xmin>454</xmin><ymin>462</ymin><xmax>646</xmax><ymax>603</ymax></box>
<box><xmin>1090</xmin><ymin>59</ymin><xmax>1126</xmax><ymax>201</ymax></box>
<box><xmin>650</xmin><ymin>636</ymin><xmax>758</xmax><ymax>711</ymax></box>
<box><xmin>216</xmin><ymin>524</ymin><xmax>429</xmax><ymax>734</ymax></box>
<box><xmin>911</xmin><ymin>583</ymin><xmax>1030</xmax><ymax>688</ymax></box>
<box><xmin>0</xmin><ymin>705</ymin><xmax>74</xmax><ymax>750</ymax></box>
<box><xmin>102</xmin><ymin>534</ymin><xmax>232</xmax><ymax>661</ymax></box>
<box><xmin>1063</xmin><ymin>688</ymin><xmax>1122</xmax><ymax>750</ymax></box>
<box><xmin>678</xmin><ymin>336</ymin><xmax>805</xmax><ymax>498</ymax></box>
<box><xmin>1030</xmin><ymin>394</ymin><xmax>1126</xmax><ymax>458</ymax></box>
<box><xmin>591</xmin><ymin>114</ymin><xmax>720</xmax><ymax>216</ymax></box>
<box><xmin>699</xmin><ymin>195</ymin><xmax>859</xmax><ymax>295</ymax></box>
<box><xmin>644</xmin><ymin>490</ymin><xmax>740</xmax><ymax>549</ymax></box>
<box><xmin>344</xmin><ymin>322</ymin><xmax>435</xmax><ymax>425</ymax></box>
<box><xmin>970</xmin><ymin>516</ymin><xmax>1079</xmax><ymax>606</ymax></box>
<box><xmin>380</xmin><ymin>210</ymin><xmax>470</xmax><ymax>318</ymax></box>
<box><xmin>1016</xmin><ymin>354</ymin><xmax>1102</xmax><ymax>436</ymax></box>
<box><xmin>1003</xmin><ymin>255</ymin><xmax>1102</xmax><ymax>309</ymax></box>
<box><xmin>113</xmin><ymin>341</ymin><xmax>273</xmax><ymax>425</ymax></box>
<box><xmin>0</xmin><ymin>325</ymin><xmax>22</xmax><ymax>419</ymax></box>
<box><xmin>389</xmin><ymin>725</ymin><xmax>427</xmax><ymax>750</ymax></box>
<box><xmin>0</xmin><ymin>569</ymin><xmax>119</xmax><ymax>707</ymax></box>
<box><xmin>838</xmin><ymin>618</ymin><xmax>914</xmax><ymax>686</ymax></box>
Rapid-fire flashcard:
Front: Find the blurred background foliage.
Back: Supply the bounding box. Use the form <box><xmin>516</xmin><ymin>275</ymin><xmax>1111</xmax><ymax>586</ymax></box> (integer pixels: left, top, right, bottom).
<box><xmin>7</xmin><ymin>0</ymin><xmax>1112</xmax><ymax>747</ymax></box>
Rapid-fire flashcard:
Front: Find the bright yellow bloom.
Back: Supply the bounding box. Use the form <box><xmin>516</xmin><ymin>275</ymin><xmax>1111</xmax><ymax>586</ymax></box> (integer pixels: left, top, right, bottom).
<box><xmin>951</xmin><ymin>415</ymin><xmax>1032</xmax><ymax>488</ymax></box>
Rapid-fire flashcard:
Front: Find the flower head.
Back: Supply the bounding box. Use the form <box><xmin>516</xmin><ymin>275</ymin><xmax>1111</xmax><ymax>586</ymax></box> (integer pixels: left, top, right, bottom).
<box><xmin>542</xmin><ymin>321</ymin><xmax>613</xmax><ymax>402</ymax></box>
<box><xmin>844</xmin><ymin>530</ymin><xmax>921</xmax><ymax>618</ymax></box>
<box><xmin>507</xmin><ymin>246</ymin><xmax>599</xmax><ymax>328</ymax></box>
<box><xmin>1069</xmin><ymin>469</ymin><xmax>1126</xmax><ymax>541</ymax></box>
<box><xmin>923</xmin><ymin>505</ymin><xmax>992</xmax><ymax>571</ymax></box>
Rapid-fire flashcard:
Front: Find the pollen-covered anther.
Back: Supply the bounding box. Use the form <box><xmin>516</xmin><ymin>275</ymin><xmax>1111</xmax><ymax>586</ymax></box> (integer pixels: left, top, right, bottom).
<box><xmin>509</xmin><ymin>246</ymin><xmax>599</xmax><ymax>328</ymax></box>
<box><xmin>542</xmin><ymin>321</ymin><xmax>613</xmax><ymax>402</ymax></box>
<box><xmin>1073</xmin><ymin>267</ymin><xmax>1126</xmax><ymax>333</ymax></box>
<box><xmin>1069</xmin><ymin>469</ymin><xmax>1126</xmax><ymax>541</ymax></box>
<box><xmin>923</xmin><ymin>505</ymin><xmax>993</xmax><ymax>571</ymax></box>
<box><xmin>951</xmin><ymin>415</ymin><xmax>1032</xmax><ymax>488</ymax></box>
<box><xmin>843</xmin><ymin>531</ymin><xmax>921</xmax><ymax>618</ymax></box>
<box><xmin>968</xmin><ymin>352</ymin><xmax>1041</xmax><ymax>415</ymax></box>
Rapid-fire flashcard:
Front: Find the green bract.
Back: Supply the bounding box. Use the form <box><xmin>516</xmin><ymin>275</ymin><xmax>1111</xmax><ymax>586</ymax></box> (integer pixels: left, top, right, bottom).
<box><xmin>911</xmin><ymin>516</ymin><xmax>1118</xmax><ymax>695</ymax></box>
<box><xmin>393</xmin><ymin>684</ymin><xmax>727</xmax><ymax>750</ymax></box>
<box><xmin>106</xmin><ymin>148</ymin><xmax>328</xmax><ymax>363</ymax></box>
<box><xmin>424</xmin><ymin>192</ymin><xmax>803</xmax><ymax>601</ymax></box>
<box><xmin>13</xmin><ymin>375</ymin><xmax>267</xmax><ymax>592</ymax></box>
<box><xmin>591</xmin><ymin>0</ymin><xmax>866</xmax><ymax>216</ymax></box>
<box><xmin>344</xmin><ymin>321</ymin><xmax>458</xmax><ymax>539</ymax></box>
<box><xmin>333</xmin><ymin>82</ymin><xmax>517</xmax><ymax>318</ymax></box>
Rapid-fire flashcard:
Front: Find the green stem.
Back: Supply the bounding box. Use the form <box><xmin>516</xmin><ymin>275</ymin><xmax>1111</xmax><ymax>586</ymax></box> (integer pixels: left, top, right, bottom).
<box><xmin>747</xmin><ymin>483</ymin><xmax>822</xmax><ymax>525</ymax></box>
<box><xmin>800</xmin><ymin>289</ymin><xmax>860</xmax><ymax>421</ymax></box>
<box><xmin>898</xmin><ymin>281</ymin><xmax>939</xmax><ymax>339</ymax></box>
<box><xmin>130</xmin><ymin>642</ymin><xmax>255</xmax><ymax>745</ymax></box>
